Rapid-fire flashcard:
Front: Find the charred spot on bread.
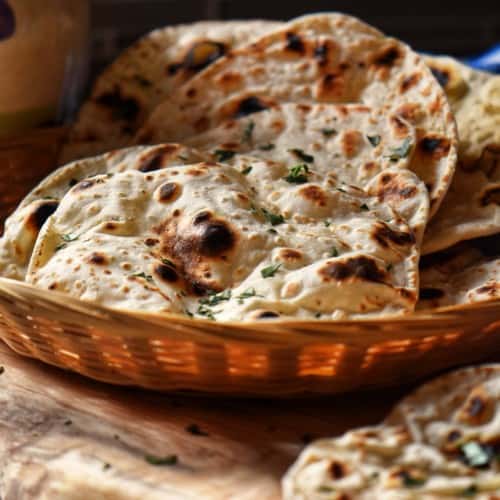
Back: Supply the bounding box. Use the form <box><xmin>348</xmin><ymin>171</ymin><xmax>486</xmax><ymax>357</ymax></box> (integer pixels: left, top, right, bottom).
<box><xmin>372</xmin><ymin>223</ymin><xmax>415</xmax><ymax>248</ymax></box>
<box><xmin>95</xmin><ymin>86</ymin><xmax>140</xmax><ymax>123</ymax></box>
<box><xmin>233</xmin><ymin>96</ymin><xmax>269</xmax><ymax>118</ymax></box>
<box><xmin>158</xmin><ymin>182</ymin><xmax>181</xmax><ymax>203</ymax></box>
<box><xmin>154</xmin><ymin>262</ymin><xmax>178</xmax><ymax>283</ymax></box>
<box><xmin>285</xmin><ymin>31</ymin><xmax>305</xmax><ymax>53</ymax></box>
<box><xmin>319</xmin><ymin>256</ymin><xmax>386</xmax><ymax>283</ymax></box>
<box><xmin>27</xmin><ymin>200</ymin><xmax>59</xmax><ymax>232</ymax></box>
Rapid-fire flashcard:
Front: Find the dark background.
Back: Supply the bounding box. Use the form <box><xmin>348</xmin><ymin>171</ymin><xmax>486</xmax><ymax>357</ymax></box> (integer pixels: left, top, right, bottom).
<box><xmin>90</xmin><ymin>1</ymin><xmax>500</xmax><ymax>75</ymax></box>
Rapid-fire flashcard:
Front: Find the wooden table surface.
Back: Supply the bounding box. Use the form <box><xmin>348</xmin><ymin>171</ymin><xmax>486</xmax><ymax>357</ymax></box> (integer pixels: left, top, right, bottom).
<box><xmin>0</xmin><ymin>340</ymin><xmax>416</xmax><ymax>499</ymax></box>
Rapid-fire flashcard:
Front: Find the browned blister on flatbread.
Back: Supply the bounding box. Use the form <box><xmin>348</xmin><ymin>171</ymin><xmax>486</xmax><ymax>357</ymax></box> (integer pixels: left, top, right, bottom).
<box><xmin>60</xmin><ymin>20</ymin><xmax>281</xmax><ymax>163</ymax></box>
<box><xmin>138</xmin><ymin>13</ymin><xmax>457</xmax><ymax>217</ymax></box>
<box><xmin>423</xmin><ymin>57</ymin><xmax>500</xmax><ymax>255</ymax></box>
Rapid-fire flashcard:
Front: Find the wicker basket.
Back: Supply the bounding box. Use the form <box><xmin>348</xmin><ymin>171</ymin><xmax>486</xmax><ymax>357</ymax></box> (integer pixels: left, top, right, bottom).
<box><xmin>0</xmin><ymin>129</ymin><xmax>498</xmax><ymax>395</ymax></box>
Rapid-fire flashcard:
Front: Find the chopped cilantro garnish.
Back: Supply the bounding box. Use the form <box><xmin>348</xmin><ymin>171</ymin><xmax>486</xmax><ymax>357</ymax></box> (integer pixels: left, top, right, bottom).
<box><xmin>242</xmin><ymin>166</ymin><xmax>253</xmax><ymax>175</ymax></box>
<box><xmin>461</xmin><ymin>484</ymin><xmax>479</xmax><ymax>497</ymax></box>
<box><xmin>284</xmin><ymin>164</ymin><xmax>309</xmax><ymax>184</ymax></box>
<box><xmin>289</xmin><ymin>148</ymin><xmax>314</xmax><ymax>163</ymax></box>
<box><xmin>401</xmin><ymin>473</ymin><xmax>426</xmax><ymax>488</ymax></box>
<box><xmin>185</xmin><ymin>309</ymin><xmax>194</xmax><ymax>318</ymax></box>
<box><xmin>324</xmin><ymin>220</ymin><xmax>331</xmax><ymax>227</ymax></box>
<box><xmin>259</xmin><ymin>143</ymin><xmax>275</xmax><ymax>151</ymax></box>
<box><xmin>461</xmin><ymin>441</ymin><xmax>493</xmax><ymax>468</ymax></box>
<box><xmin>199</xmin><ymin>289</ymin><xmax>231</xmax><ymax>306</ymax></box>
<box><xmin>214</xmin><ymin>149</ymin><xmax>236</xmax><ymax>162</ymax></box>
<box><xmin>131</xmin><ymin>272</ymin><xmax>154</xmax><ymax>283</ymax></box>
<box><xmin>236</xmin><ymin>288</ymin><xmax>262</xmax><ymax>303</ymax></box>
<box><xmin>145</xmin><ymin>454</ymin><xmax>178</xmax><ymax>466</ymax></box>
<box><xmin>268</xmin><ymin>228</ymin><xmax>278</xmax><ymax>234</ymax></box>
<box><xmin>321</xmin><ymin>128</ymin><xmax>337</xmax><ymax>137</ymax></box>
<box><xmin>61</xmin><ymin>233</ymin><xmax>78</xmax><ymax>242</ymax></box>
<box><xmin>261</xmin><ymin>208</ymin><xmax>285</xmax><ymax>226</ymax></box>
<box><xmin>317</xmin><ymin>486</ymin><xmax>335</xmax><ymax>493</ymax></box>
<box><xmin>261</xmin><ymin>263</ymin><xmax>282</xmax><ymax>278</ymax></box>
<box><xmin>367</xmin><ymin>135</ymin><xmax>381</xmax><ymax>147</ymax></box>
<box><xmin>161</xmin><ymin>258</ymin><xmax>176</xmax><ymax>268</ymax></box>
<box><xmin>242</xmin><ymin>120</ymin><xmax>255</xmax><ymax>143</ymax></box>
<box><xmin>387</xmin><ymin>137</ymin><xmax>413</xmax><ymax>162</ymax></box>
<box><xmin>336</xmin><ymin>187</ymin><xmax>347</xmax><ymax>193</ymax></box>
<box><xmin>330</xmin><ymin>247</ymin><xmax>339</xmax><ymax>257</ymax></box>
<box><xmin>315</xmin><ymin>312</ymin><xmax>322</xmax><ymax>318</ymax></box>
<box><xmin>197</xmin><ymin>305</ymin><xmax>216</xmax><ymax>320</ymax></box>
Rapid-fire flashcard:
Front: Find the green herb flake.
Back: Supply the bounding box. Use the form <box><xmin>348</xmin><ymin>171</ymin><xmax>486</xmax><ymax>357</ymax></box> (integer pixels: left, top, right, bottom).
<box><xmin>242</xmin><ymin>120</ymin><xmax>255</xmax><ymax>143</ymax></box>
<box><xmin>402</xmin><ymin>473</ymin><xmax>426</xmax><ymax>488</ymax></box>
<box><xmin>131</xmin><ymin>272</ymin><xmax>154</xmax><ymax>283</ymax></box>
<box><xmin>360</xmin><ymin>203</ymin><xmax>370</xmax><ymax>211</ymax></box>
<box><xmin>161</xmin><ymin>258</ymin><xmax>176</xmax><ymax>268</ymax></box>
<box><xmin>261</xmin><ymin>208</ymin><xmax>285</xmax><ymax>226</ymax></box>
<box><xmin>330</xmin><ymin>247</ymin><xmax>339</xmax><ymax>257</ymax></box>
<box><xmin>461</xmin><ymin>441</ymin><xmax>492</xmax><ymax>468</ymax></box>
<box><xmin>236</xmin><ymin>288</ymin><xmax>263</xmax><ymax>304</ymax></box>
<box><xmin>197</xmin><ymin>305</ymin><xmax>216</xmax><ymax>321</ymax></box>
<box><xmin>186</xmin><ymin>423</ymin><xmax>209</xmax><ymax>436</ymax></box>
<box><xmin>323</xmin><ymin>220</ymin><xmax>331</xmax><ymax>227</ymax></box>
<box><xmin>284</xmin><ymin>164</ymin><xmax>310</xmax><ymax>184</ymax></box>
<box><xmin>387</xmin><ymin>137</ymin><xmax>413</xmax><ymax>162</ymax></box>
<box><xmin>242</xmin><ymin>166</ymin><xmax>253</xmax><ymax>175</ymax></box>
<box><xmin>145</xmin><ymin>454</ymin><xmax>178</xmax><ymax>466</ymax></box>
<box><xmin>367</xmin><ymin>135</ymin><xmax>381</xmax><ymax>147</ymax></box>
<box><xmin>61</xmin><ymin>233</ymin><xmax>79</xmax><ymax>243</ymax></box>
<box><xmin>321</xmin><ymin>128</ymin><xmax>337</xmax><ymax>137</ymax></box>
<box><xmin>289</xmin><ymin>148</ymin><xmax>314</xmax><ymax>163</ymax></box>
<box><xmin>199</xmin><ymin>289</ymin><xmax>231</xmax><ymax>306</ymax></box>
<box><xmin>268</xmin><ymin>228</ymin><xmax>278</xmax><ymax>234</ymax></box>
<box><xmin>317</xmin><ymin>486</ymin><xmax>335</xmax><ymax>493</ymax></box>
<box><xmin>214</xmin><ymin>149</ymin><xmax>236</xmax><ymax>162</ymax></box>
<box><xmin>261</xmin><ymin>263</ymin><xmax>282</xmax><ymax>278</ymax></box>
<box><xmin>314</xmin><ymin>312</ymin><xmax>322</xmax><ymax>318</ymax></box>
<box><xmin>185</xmin><ymin>309</ymin><xmax>194</xmax><ymax>318</ymax></box>
<box><xmin>461</xmin><ymin>484</ymin><xmax>479</xmax><ymax>497</ymax></box>
<box><xmin>259</xmin><ymin>143</ymin><xmax>275</xmax><ymax>151</ymax></box>
<box><xmin>336</xmin><ymin>187</ymin><xmax>347</xmax><ymax>193</ymax></box>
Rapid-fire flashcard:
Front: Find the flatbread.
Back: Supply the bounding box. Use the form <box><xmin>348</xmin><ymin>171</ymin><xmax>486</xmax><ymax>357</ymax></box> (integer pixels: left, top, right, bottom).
<box><xmin>185</xmin><ymin>102</ymin><xmax>435</xmax><ymax>243</ymax></box>
<box><xmin>284</xmin><ymin>365</ymin><xmax>500</xmax><ymax>498</ymax></box>
<box><xmin>423</xmin><ymin>57</ymin><xmax>500</xmax><ymax>255</ymax></box>
<box><xmin>418</xmin><ymin>234</ymin><xmax>500</xmax><ymax>310</ymax></box>
<box><xmin>60</xmin><ymin>20</ymin><xmax>281</xmax><ymax>163</ymax></box>
<box><xmin>0</xmin><ymin>144</ymin><xmax>209</xmax><ymax>280</ymax></box>
<box><xmin>283</xmin><ymin>424</ymin><xmax>499</xmax><ymax>499</ymax></box>
<box><xmin>137</xmin><ymin>12</ymin><xmax>457</xmax><ymax>217</ymax></box>
<box><xmin>26</xmin><ymin>158</ymin><xmax>428</xmax><ymax>320</ymax></box>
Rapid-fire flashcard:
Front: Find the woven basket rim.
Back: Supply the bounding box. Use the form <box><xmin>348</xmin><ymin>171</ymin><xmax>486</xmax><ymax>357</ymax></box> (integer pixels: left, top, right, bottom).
<box><xmin>0</xmin><ymin>276</ymin><xmax>498</xmax><ymax>332</ymax></box>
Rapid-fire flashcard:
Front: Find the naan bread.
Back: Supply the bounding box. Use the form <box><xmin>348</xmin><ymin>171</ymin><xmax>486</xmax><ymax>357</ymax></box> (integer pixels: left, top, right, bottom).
<box><xmin>26</xmin><ymin>157</ymin><xmax>428</xmax><ymax>320</ymax></box>
<box><xmin>0</xmin><ymin>144</ymin><xmax>209</xmax><ymax>280</ymax></box>
<box><xmin>137</xmin><ymin>12</ymin><xmax>457</xmax><ymax>217</ymax></box>
<box><xmin>283</xmin><ymin>424</ymin><xmax>499</xmax><ymax>499</ymax></box>
<box><xmin>418</xmin><ymin>234</ymin><xmax>500</xmax><ymax>310</ymax></box>
<box><xmin>186</xmin><ymin>102</ymin><xmax>437</xmax><ymax>243</ymax></box>
<box><xmin>60</xmin><ymin>20</ymin><xmax>281</xmax><ymax>163</ymax></box>
<box><xmin>284</xmin><ymin>365</ymin><xmax>500</xmax><ymax>499</ymax></box>
<box><xmin>423</xmin><ymin>57</ymin><xmax>500</xmax><ymax>254</ymax></box>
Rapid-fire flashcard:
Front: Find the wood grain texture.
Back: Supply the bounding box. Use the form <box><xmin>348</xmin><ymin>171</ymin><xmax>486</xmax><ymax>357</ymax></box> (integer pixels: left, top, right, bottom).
<box><xmin>0</xmin><ymin>341</ymin><xmax>404</xmax><ymax>499</ymax></box>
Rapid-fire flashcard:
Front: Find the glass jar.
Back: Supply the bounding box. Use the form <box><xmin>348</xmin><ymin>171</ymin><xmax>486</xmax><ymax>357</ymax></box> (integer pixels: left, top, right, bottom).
<box><xmin>0</xmin><ymin>0</ymin><xmax>89</xmax><ymax>136</ymax></box>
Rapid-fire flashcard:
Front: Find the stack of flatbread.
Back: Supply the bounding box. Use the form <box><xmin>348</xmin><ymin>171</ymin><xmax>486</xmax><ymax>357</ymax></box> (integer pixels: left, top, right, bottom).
<box><xmin>283</xmin><ymin>364</ymin><xmax>500</xmax><ymax>499</ymax></box>
<box><xmin>0</xmin><ymin>13</ymin><xmax>497</xmax><ymax>321</ymax></box>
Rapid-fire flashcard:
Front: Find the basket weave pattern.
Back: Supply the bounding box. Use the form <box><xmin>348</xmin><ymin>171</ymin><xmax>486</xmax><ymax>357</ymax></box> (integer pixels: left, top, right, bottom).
<box><xmin>0</xmin><ymin>131</ymin><xmax>498</xmax><ymax>395</ymax></box>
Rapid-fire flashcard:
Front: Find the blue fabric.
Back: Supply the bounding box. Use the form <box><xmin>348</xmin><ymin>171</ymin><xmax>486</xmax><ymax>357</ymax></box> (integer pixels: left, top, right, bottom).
<box><xmin>466</xmin><ymin>44</ymin><xmax>500</xmax><ymax>73</ymax></box>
